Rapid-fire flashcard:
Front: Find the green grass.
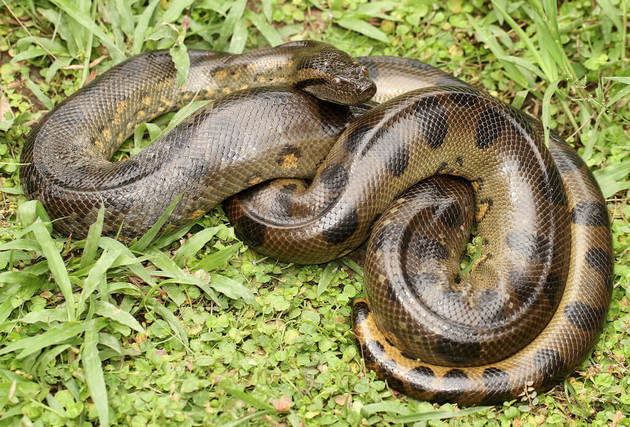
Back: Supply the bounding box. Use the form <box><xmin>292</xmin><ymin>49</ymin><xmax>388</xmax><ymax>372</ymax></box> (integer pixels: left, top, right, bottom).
<box><xmin>1</xmin><ymin>0</ymin><xmax>629</xmax><ymax>425</ymax></box>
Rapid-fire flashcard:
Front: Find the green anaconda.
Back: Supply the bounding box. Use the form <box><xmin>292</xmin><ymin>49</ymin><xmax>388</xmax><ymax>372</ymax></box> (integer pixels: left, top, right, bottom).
<box><xmin>20</xmin><ymin>42</ymin><xmax>612</xmax><ymax>405</ymax></box>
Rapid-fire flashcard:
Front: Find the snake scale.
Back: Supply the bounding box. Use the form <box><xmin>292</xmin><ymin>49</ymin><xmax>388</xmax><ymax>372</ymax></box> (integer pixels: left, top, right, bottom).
<box><xmin>20</xmin><ymin>41</ymin><xmax>612</xmax><ymax>405</ymax></box>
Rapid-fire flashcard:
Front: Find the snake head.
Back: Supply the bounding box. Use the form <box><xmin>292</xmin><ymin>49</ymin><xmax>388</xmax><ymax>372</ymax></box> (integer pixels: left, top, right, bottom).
<box><xmin>294</xmin><ymin>42</ymin><xmax>376</xmax><ymax>105</ymax></box>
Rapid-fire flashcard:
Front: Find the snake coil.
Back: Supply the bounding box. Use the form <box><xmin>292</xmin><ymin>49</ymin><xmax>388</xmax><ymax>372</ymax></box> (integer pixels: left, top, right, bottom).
<box><xmin>20</xmin><ymin>42</ymin><xmax>612</xmax><ymax>405</ymax></box>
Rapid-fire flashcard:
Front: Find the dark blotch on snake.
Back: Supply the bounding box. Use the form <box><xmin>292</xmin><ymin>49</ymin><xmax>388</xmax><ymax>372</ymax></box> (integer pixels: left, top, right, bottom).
<box><xmin>344</xmin><ymin>124</ymin><xmax>372</xmax><ymax>153</ymax></box>
<box><xmin>408</xmin><ymin>366</ymin><xmax>435</xmax><ymax>393</ymax></box>
<box><xmin>537</xmin><ymin>169</ymin><xmax>568</xmax><ymax>205</ymax></box>
<box><xmin>482</xmin><ymin>367</ymin><xmax>511</xmax><ymax>392</ymax></box>
<box><xmin>533</xmin><ymin>348</ymin><xmax>564</xmax><ymax>387</ymax></box>
<box><xmin>475</xmin><ymin>108</ymin><xmax>505</xmax><ymax>149</ymax></box>
<box><xmin>400</xmin><ymin>351</ymin><xmax>418</xmax><ymax>360</ymax></box>
<box><xmin>272</xmin><ymin>184</ymin><xmax>296</xmax><ymax>219</ymax></box>
<box><xmin>433</xmin><ymin>369</ymin><xmax>469</xmax><ymax>403</ymax></box>
<box><xmin>585</xmin><ymin>247</ymin><xmax>612</xmax><ymax>277</ymax></box>
<box><xmin>380</xmin><ymin>358</ymin><xmax>405</xmax><ymax>391</ymax></box>
<box><xmin>505</xmin><ymin>231</ymin><xmax>550</xmax><ymax>262</ymax></box>
<box><xmin>414</xmin><ymin>97</ymin><xmax>448</xmax><ymax>149</ymax></box>
<box><xmin>509</xmin><ymin>270</ymin><xmax>536</xmax><ymax>303</ymax></box>
<box><xmin>361</xmin><ymin>339</ymin><xmax>385</xmax><ymax>366</ymax></box>
<box><xmin>408</xmin><ymin>272</ymin><xmax>440</xmax><ymax>296</ymax></box>
<box><xmin>234</xmin><ymin>215</ymin><xmax>266</xmax><ymax>248</ymax></box>
<box><xmin>480</xmin><ymin>367</ymin><xmax>513</xmax><ymax>403</ymax></box>
<box><xmin>407</xmin><ymin>234</ymin><xmax>448</xmax><ymax>261</ymax></box>
<box><xmin>353</xmin><ymin>300</ymin><xmax>369</xmax><ymax>325</ymax></box>
<box><xmin>543</xmin><ymin>273</ymin><xmax>562</xmax><ymax>307</ymax></box>
<box><xmin>571</xmin><ymin>201</ymin><xmax>609</xmax><ymax>227</ymax></box>
<box><xmin>552</xmin><ymin>147</ymin><xmax>584</xmax><ymax>173</ymax></box>
<box><xmin>385</xmin><ymin>280</ymin><xmax>399</xmax><ymax>303</ymax></box>
<box><xmin>564</xmin><ymin>302</ymin><xmax>604</xmax><ymax>331</ymax></box>
<box><xmin>449</xmin><ymin>92</ymin><xmax>479</xmax><ymax>107</ymax></box>
<box><xmin>433</xmin><ymin>199</ymin><xmax>464</xmax><ymax>228</ymax></box>
<box><xmin>321</xmin><ymin>208</ymin><xmax>359</xmax><ymax>244</ymax></box>
<box><xmin>370</xmin><ymin>223</ymin><xmax>403</xmax><ymax>252</ymax></box>
<box><xmin>433</xmin><ymin>337</ymin><xmax>482</xmax><ymax>364</ymax></box>
<box><xmin>319</xmin><ymin>163</ymin><xmax>348</xmax><ymax>191</ymax></box>
<box><xmin>386</xmin><ymin>143</ymin><xmax>410</xmax><ymax>177</ymax></box>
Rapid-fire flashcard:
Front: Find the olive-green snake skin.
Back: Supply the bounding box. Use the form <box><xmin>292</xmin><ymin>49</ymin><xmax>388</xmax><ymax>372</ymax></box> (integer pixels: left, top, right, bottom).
<box><xmin>20</xmin><ymin>41</ymin><xmax>612</xmax><ymax>405</ymax></box>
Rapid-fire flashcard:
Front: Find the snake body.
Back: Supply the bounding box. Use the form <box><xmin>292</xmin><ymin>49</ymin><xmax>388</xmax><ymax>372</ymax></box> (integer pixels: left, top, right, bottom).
<box><xmin>20</xmin><ymin>41</ymin><xmax>374</xmax><ymax>237</ymax></box>
<box><xmin>20</xmin><ymin>43</ymin><xmax>612</xmax><ymax>405</ymax></box>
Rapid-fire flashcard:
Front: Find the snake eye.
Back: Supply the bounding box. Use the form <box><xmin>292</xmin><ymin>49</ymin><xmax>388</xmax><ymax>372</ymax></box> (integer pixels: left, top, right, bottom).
<box><xmin>333</xmin><ymin>77</ymin><xmax>341</xmax><ymax>84</ymax></box>
<box><xmin>361</xmin><ymin>66</ymin><xmax>369</xmax><ymax>76</ymax></box>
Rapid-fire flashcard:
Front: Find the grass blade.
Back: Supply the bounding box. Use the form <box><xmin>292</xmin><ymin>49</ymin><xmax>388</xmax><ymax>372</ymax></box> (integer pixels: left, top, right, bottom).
<box><xmin>132</xmin><ymin>0</ymin><xmax>160</xmax><ymax>54</ymax></box>
<box><xmin>130</xmin><ymin>194</ymin><xmax>183</xmax><ymax>252</ymax></box>
<box><xmin>49</xmin><ymin>0</ymin><xmax>126</xmax><ymax>62</ymax></box>
<box><xmin>542</xmin><ymin>79</ymin><xmax>560</xmax><ymax>146</ymax></box>
<box><xmin>215</xmin><ymin>0</ymin><xmax>247</xmax><ymax>51</ymax></box>
<box><xmin>151</xmin><ymin>301</ymin><xmax>190</xmax><ymax>351</ymax></box>
<box><xmin>244</xmin><ymin>10</ymin><xmax>282</xmax><ymax>46</ymax></box>
<box><xmin>82</xmin><ymin>322</ymin><xmax>109</xmax><ymax>427</ymax></box>
<box><xmin>80</xmin><ymin>205</ymin><xmax>104</xmax><ymax>269</ymax></box>
<box><xmin>393</xmin><ymin>406</ymin><xmax>492</xmax><ymax>423</ymax></box>
<box><xmin>30</xmin><ymin>219</ymin><xmax>75</xmax><ymax>321</ymax></box>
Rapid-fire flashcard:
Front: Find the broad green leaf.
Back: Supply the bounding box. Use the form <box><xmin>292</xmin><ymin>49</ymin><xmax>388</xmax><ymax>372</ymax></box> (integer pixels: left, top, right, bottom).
<box><xmin>0</xmin><ymin>239</ymin><xmax>41</xmax><ymax>252</ymax></box>
<box><xmin>593</xmin><ymin>162</ymin><xmax>630</xmax><ymax>198</ymax></box>
<box><xmin>174</xmin><ymin>226</ymin><xmax>219</xmax><ymax>266</ymax></box>
<box><xmin>79</xmin><ymin>248</ymin><xmax>123</xmax><ymax>312</ymax></box>
<box><xmin>317</xmin><ymin>264</ymin><xmax>337</xmax><ymax>297</ymax></box>
<box><xmin>133</xmin><ymin>122</ymin><xmax>162</xmax><ymax>152</ymax></box>
<box><xmin>30</xmin><ymin>220</ymin><xmax>75</xmax><ymax>321</ymax></box>
<box><xmin>94</xmin><ymin>301</ymin><xmax>145</xmax><ymax>333</ymax></box>
<box><xmin>17</xmin><ymin>200</ymin><xmax>52</xmax><ymax>232</ymax></box>
<box><xmin>361</xmin><ymin>401</ymin><xmax>408</xmax><ymax>416</ymax></box>
<box><xmin>337</xmin><ymin>18</ymin><xmax>389</xmax><ymax>43</ymax></box>
<box><xmin>221</xmin><ymin>385</ymin><xmax>274</xmax><ymax>411</ymax></box>
<box><xmin>20</xmin><ymin>308</ymin><xmax>67</xmax><ymax>324</ymax></box>
<box><xmin>341</xmin><ymin>258</ymin><xmax>363</xmax><ymax>276</ymax></box>
<box><xmin>194</xmin><ymin>243</ymin><xmax>240</xmax><ymax>271</ymax></box>
<box><xmin>170</xmin><ymin>41</ymin><xmax>190</xmax><ymax>88</ymax></box>
<box><xmin>162</xmin><ymin>0</ymin><xmax>195</xmax><ymax>23</ymax></box>
<box><xmin>542</xmin><ymin>79</ymin><xmax>560</xmax><ymax>147</ymax></box>
<box><xmin>209</xmin><ymin>273</ymin><xmax>256</xmax><ymax>306</ymax></box>
<box><xmin>98</xmin><ymin>332</ymin><xmax>123</xmax><ymax>355</ymax></box>
<box><xmin>160</xmin><ymin>100</ymin><xmax>210</xmax><ymax>138</ymax></box>
<box><xmin>0</xmin><ymin>322</ymin><xmax>87</xmax><ymax>359</ymax></box>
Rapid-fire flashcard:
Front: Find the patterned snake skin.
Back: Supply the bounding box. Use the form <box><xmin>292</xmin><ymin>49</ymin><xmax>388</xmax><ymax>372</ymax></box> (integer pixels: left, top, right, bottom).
<box><xmin>20</xmin><ymin>43</ymin><xmax>612</xmax><ymax>405</ymax></box>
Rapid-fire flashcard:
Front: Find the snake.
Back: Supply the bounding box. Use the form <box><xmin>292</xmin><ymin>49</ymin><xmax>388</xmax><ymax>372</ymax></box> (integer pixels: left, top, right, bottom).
<box><xmin>19</xmin><ymin>42</ymin><xmax>612</xmax><ymax>405</ymax></box>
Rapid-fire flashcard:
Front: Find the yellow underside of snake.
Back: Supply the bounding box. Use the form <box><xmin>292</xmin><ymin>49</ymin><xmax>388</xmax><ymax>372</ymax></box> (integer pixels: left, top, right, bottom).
<box><xmin>20</xmin><ymin>41</ymin><xmax>612</xmax><ymax>405</ymax></box>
